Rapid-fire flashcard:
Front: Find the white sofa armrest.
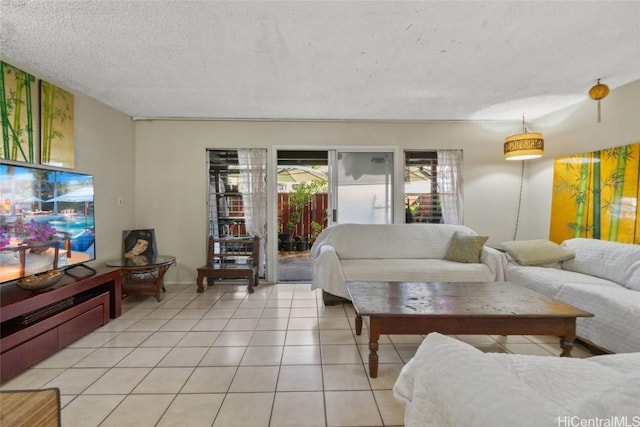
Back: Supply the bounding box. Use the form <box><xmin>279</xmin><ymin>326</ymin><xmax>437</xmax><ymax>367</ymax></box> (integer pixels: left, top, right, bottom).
<box><xmin>480</xmin><ymin>246</ymin><xmax>507</xmax><ymax>281</ymax></box>
<box><xmin>394</xmin><ymin>333</ymin><xmax>563</xmax><ymax>427</ymax></box>
<box><xmin>311</xmin><ymin>244</ymin><xmax>349</xmax><ymax>299</ymax></box>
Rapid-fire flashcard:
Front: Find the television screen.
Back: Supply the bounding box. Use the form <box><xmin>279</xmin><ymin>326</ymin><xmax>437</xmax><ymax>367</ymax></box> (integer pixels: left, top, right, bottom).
<box><xmin>0</xmin><ymin>162</ymin><xmax>95</xmax><ymax>284</ymax></box>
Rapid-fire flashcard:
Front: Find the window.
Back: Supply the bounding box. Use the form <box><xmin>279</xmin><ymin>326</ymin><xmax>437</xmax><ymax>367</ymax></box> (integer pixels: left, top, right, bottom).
<box><xmin>208</xmin><ymin>150</ymin><xmax>245</xmax><ymax>237</ymax></box>
<box><xmin>404</xmin><ymin>151</ymin><xmax>442</xmax><ymax>224</ymax></box>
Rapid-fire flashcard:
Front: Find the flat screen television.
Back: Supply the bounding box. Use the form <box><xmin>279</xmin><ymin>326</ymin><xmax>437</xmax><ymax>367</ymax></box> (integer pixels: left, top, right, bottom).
<box><xmin>0</xmin><ymin>162</ymin><xmax>96</xmax><ymax>284</ymax></box>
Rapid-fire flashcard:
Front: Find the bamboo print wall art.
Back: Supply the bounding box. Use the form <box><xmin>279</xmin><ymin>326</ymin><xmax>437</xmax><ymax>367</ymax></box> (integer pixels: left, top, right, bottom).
<box><xmin>0</xmin><ymin>61</ymin><xmax>37</xmax><ymax>163</ymax></box>
<box><xmin>550</xmin><ymin>142</ymin><xmax>640</xmax><ymax>244</ymax></box>
<box><xmin>40</xmin><ymin>80</ymin><xmax>74</xmax><ymax>168</ymax></box>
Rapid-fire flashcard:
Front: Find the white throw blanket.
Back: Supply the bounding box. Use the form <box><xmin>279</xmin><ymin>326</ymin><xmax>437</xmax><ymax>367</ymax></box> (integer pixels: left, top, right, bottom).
<box><xmin>311</xmin><ymin>223</ymin><xmax>478</xmax><ymax>260</ymax></box>
<box><xmin>394</xmin><ymin>333</ymin><xmax>640</xmax><ymax>427</ymax></box>
<box><xmin>311</xmin><ymin>224</ymin><xmax>506</xmax><ymax>299</ymax></box>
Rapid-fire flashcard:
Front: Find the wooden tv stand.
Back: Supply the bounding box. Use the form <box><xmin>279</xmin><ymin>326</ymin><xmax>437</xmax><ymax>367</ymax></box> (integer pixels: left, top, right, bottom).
<box><xmin>0</xmin><ymin>267</ymin><xmax>122</xmax><ymax>383</ymax></box>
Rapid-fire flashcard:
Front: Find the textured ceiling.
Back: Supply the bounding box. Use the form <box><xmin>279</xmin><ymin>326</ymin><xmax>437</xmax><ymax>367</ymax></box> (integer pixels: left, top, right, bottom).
<box><xmin>1</xmin><ymin>1</ymin><xmax>639</xmax><ymax>121</ymax></box>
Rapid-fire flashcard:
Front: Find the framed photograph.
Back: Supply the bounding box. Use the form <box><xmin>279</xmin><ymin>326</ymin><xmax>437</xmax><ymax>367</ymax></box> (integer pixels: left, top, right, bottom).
<box><xmin>40</xmin><ymin>80</ymin><xmax>74</xmax><ymax>168</ymax></box>
<box><xmin>1</xmin><ymin>61</ymin><xmax>37</xmax><ymax>163</ymax></box>
<box><xmin>122</xmin><ymin>229</ymin><xmax>157</xmax><ymax>265</ymax></box>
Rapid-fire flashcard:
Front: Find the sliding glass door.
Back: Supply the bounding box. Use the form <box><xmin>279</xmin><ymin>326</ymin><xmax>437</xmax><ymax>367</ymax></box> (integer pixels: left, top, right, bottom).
<box><xmin>330</xmin><ymin>150</ymin><xmax>394</xmax><ymax>225</ymax></box>
<box><xmin>275</xmin><ymin>149</ymin><xmax>394</xmax><ymax>282</ymax></box>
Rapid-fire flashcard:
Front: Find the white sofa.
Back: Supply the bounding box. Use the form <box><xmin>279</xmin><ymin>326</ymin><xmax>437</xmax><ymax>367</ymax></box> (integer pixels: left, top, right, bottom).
<box><xmin>394</xmin><ymin>333</ymin><xmax>640</xmax><ymax>427</ymax></box>
<box><xmin>503</xmin><ymin>238</ymin><xmax>640</xmax><ymax>353</ymax></box>
<box><xmin>310</xmin><ymin>223</ymin><xmax>505</xmax><ymax>303</ymax></box>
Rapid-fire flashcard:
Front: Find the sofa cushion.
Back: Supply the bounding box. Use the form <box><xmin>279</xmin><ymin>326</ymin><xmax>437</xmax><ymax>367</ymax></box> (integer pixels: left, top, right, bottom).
<box><xmin>562</xmin><ymin>238</ymin><xmax>640</xmax><ymax>290</ymax></box>
<box><xmin>394</xmin><ymin>333</ymin><xmax>567</xmax><ymax>427</ymax></box>
<box><xmin>311</xmin><ymin>223</ymin><xmax>479</xmax><ymax>260</ymax></box>
<box><xmin>505</xmin><ymin>264</ymin><xmax>620</xmax><ymax>298</ymax></box>
<box><xmin>571</xmin><ymin>374</ymin><xmax>640</xmax><ymax>419</ymax></box>
<box><xmin>341</xmin><ymin>258</ymin><xmax>495</xmax><ymax>283</ymax></box>
<box><xmin>497</xmin><ymin>239</ymin><xmax>575</xmax><ymax>266</ymax></box>
<box><xmin>394</xmin><ymin>333</ymin><xmax>640</xmax><ymax>427</ymax></box>
<box><xmin>444</xmin><ymin>232</ymin><xmax>488</xmax><ymax>263</ymax></box>
<box><xmin>491</xmin><ymin>349</ymin><xmax>640</xmax><ymax>416</ymax></box>
<box><xmin>555</xmin><ymin>283</ymin><xmax>640</xmax><ymax>353</ymax></box>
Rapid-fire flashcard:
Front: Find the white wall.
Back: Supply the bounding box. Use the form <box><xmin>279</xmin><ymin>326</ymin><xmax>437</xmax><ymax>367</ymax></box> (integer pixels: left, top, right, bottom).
<box><xmin>134</xmin><ymin>119</ymin><xmax>532</xmax><ymax>283</ymax></box>
<box><xmin>521</xmin><ymin>79</ymin><xmax>640</xmax><ymax>239</ymax></box>
<box><xmin>135</xmin><ymin>80</ymin><xmax>640</xmax><ymax>284</ymax></box>
<box><xmin>74</xmin><ymin>92</ymin><xmax>136</xmax><ymax>264</ymax></box>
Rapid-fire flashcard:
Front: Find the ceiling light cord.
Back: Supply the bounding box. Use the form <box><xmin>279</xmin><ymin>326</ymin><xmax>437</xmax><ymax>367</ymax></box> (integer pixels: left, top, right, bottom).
<box><xmin>513</xmin><ymin>160</ymin><xmax>525</xmax><ymax>240</ymax></box>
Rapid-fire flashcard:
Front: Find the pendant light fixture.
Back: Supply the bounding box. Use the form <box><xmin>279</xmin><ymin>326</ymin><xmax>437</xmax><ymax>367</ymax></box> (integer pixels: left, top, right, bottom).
<box><xmin>588</xmin><ymin>79</ymin><xmax>609</xmax><ymax>123</ymax></box>
<box><xmin>504</xmin><ymin>116</ymin><xmax>544</xmax><ymax>161</ymax></box>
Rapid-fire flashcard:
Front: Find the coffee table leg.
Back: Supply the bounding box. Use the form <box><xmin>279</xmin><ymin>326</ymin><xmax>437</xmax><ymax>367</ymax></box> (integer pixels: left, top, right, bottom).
<box><xmin>369</xmin><ymin>319</ymin><xmax>379</xmax><ymax>378</ymax></box>
<box><xmin>559</xmin><ymin>336</ymin><xmax>574</xmax><ymax>357</ymax></box>
<box><xmin>355</xmin><ymin>314</ymin><xmax>362</xmax><ymax>336</ymax></box>
<box><xmin>560</xmin><ymin>322</ymin><xmax>577</xmax><ymax>357</ymax></box>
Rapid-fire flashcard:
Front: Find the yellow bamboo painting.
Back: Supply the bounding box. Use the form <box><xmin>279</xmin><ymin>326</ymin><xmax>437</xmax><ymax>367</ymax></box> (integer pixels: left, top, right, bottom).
<box><xmin>0</xmin><ymin>61</ymin><xmax>37</xmax><ymax>163</ymax></box>
<box><xmin>550</xmin><ymin>143</ymin><xmax>639</xmax><ymax>244</ymax></box>
<box><xmin>40</xmin><ymin>80</ymin><xmax>74</xmax><ymax>168</ymax></box>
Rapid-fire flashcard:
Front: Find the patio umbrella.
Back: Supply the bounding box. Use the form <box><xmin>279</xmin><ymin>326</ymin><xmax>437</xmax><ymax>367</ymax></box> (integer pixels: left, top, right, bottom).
<box><xmin>16</xmin><ymin>195</ymin><xmax>44</xmax><ymax>212</ymax></box>
<box><xmin>17</xmin><ymin>196</ymin><xmax>44</xmax><ymax>202</ymax></box>
<box><xmin>277</xmin><ymin>166</ymin><xmax>327</xmax><ymax>183</ymax></box>
<box><xmin>48</xmin><ymin>187</ymin><xmax>94</xmax><ymax>227</ymax></box>
<box><xmin>48</xmin><ymin>187</ymin><xmax>93</xmax><ymax>202</ymax></box>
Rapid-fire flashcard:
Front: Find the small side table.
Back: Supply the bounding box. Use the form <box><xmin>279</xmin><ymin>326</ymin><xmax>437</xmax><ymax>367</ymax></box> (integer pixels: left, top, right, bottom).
<box><xmin>106</xmin><ymin>255</ymin><xmax>175</xmax><ymax>301</ymax></box>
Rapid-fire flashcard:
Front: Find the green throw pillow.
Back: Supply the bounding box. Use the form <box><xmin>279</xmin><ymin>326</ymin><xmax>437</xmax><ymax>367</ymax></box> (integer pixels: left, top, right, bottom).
<box><xmin>498</xmin><ymin>239</ymin><xmax>575</xmax><ymax>266</ymax></box>
<box><xmin>444</xmin><ymin>232</ymin><xmax>489</xmax><ymax>263</ymax></box>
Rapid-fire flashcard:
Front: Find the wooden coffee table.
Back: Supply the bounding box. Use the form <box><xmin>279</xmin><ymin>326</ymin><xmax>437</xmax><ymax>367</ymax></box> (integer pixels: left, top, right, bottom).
<box><xmin>346</xmin><ymin>281</ymin><xmax>593</xmax><ymax>378</ymax></box>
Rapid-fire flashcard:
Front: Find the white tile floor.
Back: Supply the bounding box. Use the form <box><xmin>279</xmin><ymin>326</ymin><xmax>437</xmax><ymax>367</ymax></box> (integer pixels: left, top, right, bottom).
<box><xmin>1</xmin><ymin>282</ymin><xmax>595</xmax><ymax>426</ymax></box>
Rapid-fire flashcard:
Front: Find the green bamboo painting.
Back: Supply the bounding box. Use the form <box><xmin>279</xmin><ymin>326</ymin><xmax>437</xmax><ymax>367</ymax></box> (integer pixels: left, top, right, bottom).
<box><xmin>592</xmin><ymin>151</ymin><xmax>601</xmax><ymax>239</ymax></box>
<box><xmin>553</xmin><ymin>159</ymin><xmax>593</xmax><ymax>238</ymax></box>
<box><xmin>0</xmin><ymin>61</ymin><xmax>36</xmax><ymax>163</ymax></box>
<box><xmin>573</xmin><ymin>159</ymin><xmax>590</xmax><ymax>238</ymax></box>
<box><xmin>606</xmin><ymin>145</ymin><xmax>630</xmax><ymax>241</ymax></box>
<box><xmin>40</xmin><ymin>80</ymin><xmax>74</xmax><ymax>168</ymax></box>
<box><xmin>550</xmin><ymin>143</ymin><xmax>639</xmax><ymax>244</ymax></box>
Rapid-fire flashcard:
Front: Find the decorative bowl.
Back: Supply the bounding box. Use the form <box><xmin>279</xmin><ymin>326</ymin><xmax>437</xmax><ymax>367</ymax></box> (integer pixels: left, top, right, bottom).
<box><xmin>16</xmin><ymin>270</ymin><xmax>64</xmax><ymax>292</ymax></box>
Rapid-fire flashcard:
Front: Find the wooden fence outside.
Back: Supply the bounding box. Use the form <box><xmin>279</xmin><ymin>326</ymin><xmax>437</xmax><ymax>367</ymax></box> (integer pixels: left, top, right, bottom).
<box><xmin>278</xmin><ymin>193</ymin><xmax>328</xmax><ymax>240</ymax></box>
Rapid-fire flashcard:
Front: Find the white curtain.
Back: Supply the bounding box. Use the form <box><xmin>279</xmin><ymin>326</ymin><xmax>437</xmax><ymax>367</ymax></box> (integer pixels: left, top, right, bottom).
<box><xmin>437</xmin><ymin>149</ymin><xmax>463</xmax><ymax>225</ymax></box>
<box><xmin>237</xmin><ymin>149</ymin><xmax>267</xmax><ymax>276</ymax></box>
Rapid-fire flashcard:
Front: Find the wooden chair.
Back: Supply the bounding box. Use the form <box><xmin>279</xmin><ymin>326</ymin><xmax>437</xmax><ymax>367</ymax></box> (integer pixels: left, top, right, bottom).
<box><xmin>197</xmin><ymin>235</ymin><xmax>259</xmax><ymax>293</ymax></box>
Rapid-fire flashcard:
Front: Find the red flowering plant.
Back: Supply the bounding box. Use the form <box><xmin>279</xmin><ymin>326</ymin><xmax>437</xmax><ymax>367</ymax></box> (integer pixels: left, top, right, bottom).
<box><xmin>15</xmin><ymin>220</ymin><xmax>58</xmax><ymax>244</ymax></box>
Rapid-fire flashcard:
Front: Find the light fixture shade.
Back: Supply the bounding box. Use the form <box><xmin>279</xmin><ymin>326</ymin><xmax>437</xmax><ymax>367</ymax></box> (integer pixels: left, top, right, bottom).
<box><xmin>588</xmin><ymin>82</ymin><xmax>609</xmax><ymax>101</ymax></box>
<box><xmin>588</xmin><ymin>80</ymin><xmax>609</xmax><ymax>123</ymax></box>
<box><xmin>504</xmin><ymin>132</ymin><xmax>544</xmax><ymax>160</ymax></box>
